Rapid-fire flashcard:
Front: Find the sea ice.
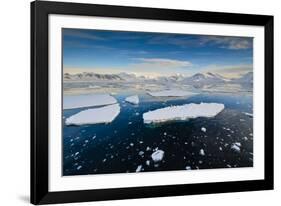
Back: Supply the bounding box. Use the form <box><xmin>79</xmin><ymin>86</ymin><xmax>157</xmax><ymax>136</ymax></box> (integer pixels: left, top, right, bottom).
<box><xmin>64</xmin><ymin>94</ymin><xmax>117</xmax><ymax>109</ymax></box>
<box><xmin>143</xmin><ymin>103</ymin><xmax>224</xmax><ymax>124</ymax></box>
<box><xmin>147</xmin><ymin>89</ymin><xmax>197</xmax><ymax>97</ymax></box>
<box><xmin>65</xmin><ymin>104</ymin><xmax>120</xmax><ymax>126</ymax></box>
<box><xmin>151</xmin><ymin>150</ymin><xmax>164</xmax><ymax>163</ymax></box>
<box><xmin>125</xmin><ymin>95</ymin><xmax>139</xmax><ymax>104</ymax></box>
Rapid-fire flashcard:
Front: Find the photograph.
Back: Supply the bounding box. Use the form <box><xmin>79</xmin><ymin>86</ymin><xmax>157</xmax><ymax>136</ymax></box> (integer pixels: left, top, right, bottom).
<box><xmin>62</xmin><ymin>28</ymin><xmax>254</xmax><ymax>176</ymax></box>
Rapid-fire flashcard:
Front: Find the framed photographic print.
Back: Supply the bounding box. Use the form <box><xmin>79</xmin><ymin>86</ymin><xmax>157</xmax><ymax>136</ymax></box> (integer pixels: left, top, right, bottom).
<box><xmin>31</xmin><ymin>0</ymin><xmax>274</xmax><ymax>204</ymax></box>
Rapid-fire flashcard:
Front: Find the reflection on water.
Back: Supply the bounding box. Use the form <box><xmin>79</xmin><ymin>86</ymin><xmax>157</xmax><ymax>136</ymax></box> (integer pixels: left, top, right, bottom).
<box><xmin>63</xmin><ymin>83</ymin><xmax>253</xmax><ymax>176</ymax></box>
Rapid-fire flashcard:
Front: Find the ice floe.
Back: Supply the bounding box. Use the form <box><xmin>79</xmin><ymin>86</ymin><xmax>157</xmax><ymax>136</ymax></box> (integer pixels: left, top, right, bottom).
<box><xmin>151</xmin><ymin>150</ymin><xmax>164</xmax><ymax>162</ymax></box>
<box><xmin>125</xmin><ymin>95</ymin><xmax>139</xmax><ymax>104</ymax></box>
<box><xmin>143</xmin><ymin>103</ymin><xmax>224</xmax><ymax>124</ymax></box>
<box><xmin>65</xmin><ymin>104</ymin><xmax>120</xmax><ymax>126</ymax></box>
<box><xmin>64</xmin><ymin>94</ymin><xmax>117</xmax><ymax>109</ymax></box>
<box><xmin>147</xmin><ymin>89</ymin><xmax>197</xmax><ymax>97</ymax></box>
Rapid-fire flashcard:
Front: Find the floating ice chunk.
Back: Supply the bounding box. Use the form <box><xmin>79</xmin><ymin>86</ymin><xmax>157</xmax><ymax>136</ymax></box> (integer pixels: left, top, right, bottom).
<box><xmin>151</xmin><ymin>150</ymin><xmax>164</xmax><ymax>163</ymax></box>
<box><xmin>199</xmin><ymin>149</ymin><xmax>205</xmax><ymax>156</ymax></box>
<box><xmin>143</xmin><ymin>103</ymin><xmax>224</xmax><ymax>124</ymax></box>
<box><xmin>147</xmin><ymin>90</ymin><xmax>197</xmax><ymax>97</ymax></box>
<box><xmin>64</xmin><ymin>94</ymin><xmax>117</xmax><ymax>109</ymax></box>
<box><xmin>243</xmin><ymin>136</ymin><xmax>248</xmax><ymax>141</ymax></box>
<box><xmin>243</xmin><ymin>112</ymin><xmax>253</xmax><ymax>117</ymax></box>
<box><xmin>77</xmin><ymin>165</ymin><xmax>82</xmax><ymax>170</ymax></box>
<box><xmin>234</xmin><ymin>142</ymin><xmax>241</xmax><ymax>147</ymax></box>
<box><xmin>136</xmin><ymin>165</ymin><xmax>142</xmax><ymax>172</ymax></box>
<box><xmin>138</xmin><ymin>151</ymin><xmax>144</xmax><ymax>156</ymax></box>
<box><xmin>65</xmin><ymin>104</ymin><xmax>120</xmax><ymax>126</ymax></box>
<box><xmin>201</xmin><ymin>127</ymin><xmax>207</xmax><ymax>132</ymax></box>
<box><xmin>185</xmin><ymin>166</ymin><xmax>191</xmax><ymax>170</ymax></box>
<box><xmin>146</xmin><ymin>160</ymin><xmax>150</xmax><ymax>166</ymax></box>
<box><xmin>125</xmin><ymin>95</ymin><xmax>139</xmax><ymax>104</ymax></box>
<box><xmin>231</xmin><ymin>142</ymin><xmax>241</xmax><ymax>152</ymax></box>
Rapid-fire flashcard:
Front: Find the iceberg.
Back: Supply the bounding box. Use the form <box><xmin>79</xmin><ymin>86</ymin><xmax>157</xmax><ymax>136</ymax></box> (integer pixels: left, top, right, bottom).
<box><xmin>64</xmin><ymin>94</ymin><xmax>117</xmax><ymax>109</ymax></box>
<box><xmin>65</xmin><ymin>104</ymin><xmax>120</xmax><ymax>126</ymax></box>
<box><xmin>147</xmin><ymin>89</ymin><xmax>197</xmax><ymax>97</ymax></box>
<box><xmin>125</xmin><ymin>95</ymin><xmax>139</xmax><ymax>104</ymax></box>
<box><xmin>143</xmin><ymin>103</ymin><xmax>224</xmax><ymax>124</ymax></box>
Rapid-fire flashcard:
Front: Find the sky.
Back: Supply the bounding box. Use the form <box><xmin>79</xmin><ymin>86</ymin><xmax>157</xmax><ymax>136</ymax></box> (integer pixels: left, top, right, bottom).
<box><xmin>63</xmin><ymin>28</ymin><xmax>253</xmax><ymax>78</ymax></box>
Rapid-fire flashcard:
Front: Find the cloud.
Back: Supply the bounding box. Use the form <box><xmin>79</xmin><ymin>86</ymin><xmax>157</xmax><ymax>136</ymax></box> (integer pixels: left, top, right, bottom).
<box><xmin>133</xmin><ymin>58</ymin><xmax>192</xmax><ymax>68</ymax></box>
<box><xmin>148</xmin><ymin>34</ymin><xmax>252</xmax><ymax>50</ymax></box>
<box><xmin>148</xmin><ymin>34</ymin><xmax>199</xmax><ymax>48</ymax></box>
<box><xmin>199</xmin><ymin>36</ymin><xmax>253</xmax><ymax>50</ymax></box>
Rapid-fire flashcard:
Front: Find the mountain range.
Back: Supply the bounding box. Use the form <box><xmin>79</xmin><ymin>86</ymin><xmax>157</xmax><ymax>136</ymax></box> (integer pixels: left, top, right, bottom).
<box><xmin>64</xmin><ymin>71</ymin><xmax>253</xmax><ymax>84</ymax></box>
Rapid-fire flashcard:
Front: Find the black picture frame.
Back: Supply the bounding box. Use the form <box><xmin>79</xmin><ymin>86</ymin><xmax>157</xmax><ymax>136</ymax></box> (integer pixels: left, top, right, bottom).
<box><xmin>31</xmin><ymin>0</ymin><xmax>274</xmax><ymax>204</ymax></box>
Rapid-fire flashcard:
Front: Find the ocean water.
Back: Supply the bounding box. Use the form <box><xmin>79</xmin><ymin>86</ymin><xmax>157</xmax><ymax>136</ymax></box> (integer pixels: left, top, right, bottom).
<box><xmin>63</xmin><ymin>89</ymin><xmax>253</xmax><ymax>176</ymax></box>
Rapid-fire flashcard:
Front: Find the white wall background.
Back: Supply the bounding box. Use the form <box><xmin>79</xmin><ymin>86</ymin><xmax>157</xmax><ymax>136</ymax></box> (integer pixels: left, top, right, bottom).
<box><xmin>0</xmin><ymin>0</ymin><xmax>279</xmax><ymax>205</ymax></box>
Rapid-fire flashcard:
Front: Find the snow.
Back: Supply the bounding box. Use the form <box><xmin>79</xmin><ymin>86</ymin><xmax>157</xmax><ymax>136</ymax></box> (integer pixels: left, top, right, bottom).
<box><xmin>143</xmin><ymin>103</ymin><xmax>224</xmax><ymax>124</ymax></box>
<box><xmin>151</xmin><ymin>150</ymin><xmax>165</xmax><ymax>162</ymax></box>
<box><xmin>201</xmin><ymin>127</ymin><xmax>207</xmax><ymax>132</ymax></box>
<box><xmin>64</xmin><ymin>94</ymin><xmax>117</xmax><ymax>109</ymax></box>
<box><xmin>147</xmin><ymin>89</ymin><xmax>197</xmax><ymax>97</ymax></box>
<box><xmin>65</xmin><ymin>104</ymin><xmax>120</xmax><ymax>126</ymax></box>
<box><xmin>125</xmin><ymin>95</ymin><xmax>139</xmax><ymax>104</ymax></box>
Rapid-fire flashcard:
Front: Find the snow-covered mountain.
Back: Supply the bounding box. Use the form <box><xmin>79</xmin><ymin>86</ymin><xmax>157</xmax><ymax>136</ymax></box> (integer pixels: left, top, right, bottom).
<box><xmin>64</xmin><ymin>72</ymin><xmax>124</xmax><ymax>81</ymax></box>
<box><xmin>64</xmin><ymin>71</ymin><xmax>252</xmax><ymax>85</ymax></box>
<box><xmin>181</xmin><ymin>72</ymin><xmax>227</xmax><ymax>84</ymax></box>
<box><xmin>231</xmin><ymin>72</ymin><xmax>253</xmax><ymax>84</ymax></box>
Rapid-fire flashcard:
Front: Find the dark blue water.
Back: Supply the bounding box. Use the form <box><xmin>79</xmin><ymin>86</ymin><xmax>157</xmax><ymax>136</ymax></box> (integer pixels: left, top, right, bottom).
<box><xmin>63</xmin><ymin>92</ymin><xmax>253</xmax><ymax>176</ymax></box>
